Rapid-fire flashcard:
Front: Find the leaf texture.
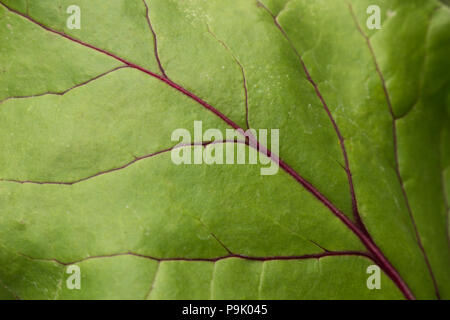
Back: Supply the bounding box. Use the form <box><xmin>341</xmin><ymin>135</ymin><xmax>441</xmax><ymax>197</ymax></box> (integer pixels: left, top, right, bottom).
<box><xmin>0</xmin><ymin>0</ymin><xmax>449</xmax><ymax>300</ymax></box>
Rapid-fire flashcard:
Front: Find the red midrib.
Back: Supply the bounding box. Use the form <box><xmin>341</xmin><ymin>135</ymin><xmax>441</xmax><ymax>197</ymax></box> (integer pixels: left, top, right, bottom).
<box><xmin>0</xmin><ymin>1</ymin><xmax>415</xmax><ymax>300</ymax></box>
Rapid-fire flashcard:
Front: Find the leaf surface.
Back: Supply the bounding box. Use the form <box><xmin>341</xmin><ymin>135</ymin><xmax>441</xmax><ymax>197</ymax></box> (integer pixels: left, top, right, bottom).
<box><xmin>0</xmin><ymin>0</ymin><xmax>449</xmax><ymax>299</ymax></box>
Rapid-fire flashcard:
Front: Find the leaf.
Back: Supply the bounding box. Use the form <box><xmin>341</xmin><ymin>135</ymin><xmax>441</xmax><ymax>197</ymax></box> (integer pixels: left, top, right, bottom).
<box><xmin>0</xmin><ymin>0</ymin><xmax>449</xmax><ymax>300</ymax></box>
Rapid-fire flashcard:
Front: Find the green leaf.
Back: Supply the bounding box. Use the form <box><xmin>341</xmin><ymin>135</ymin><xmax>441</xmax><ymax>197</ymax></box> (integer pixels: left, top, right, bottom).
<box><xmin>0</xmin><ymin>0</ymin><xmax>449</xmax><ymax>300</ymax></box>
